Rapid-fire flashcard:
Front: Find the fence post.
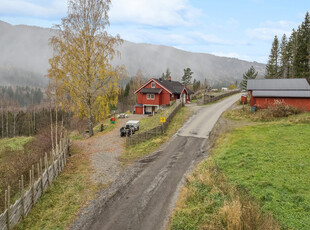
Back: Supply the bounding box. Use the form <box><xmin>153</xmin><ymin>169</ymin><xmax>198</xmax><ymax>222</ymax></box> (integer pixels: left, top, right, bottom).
<box><xmin>7</xmin><ymin>186</ymin><xmax>10</xmax><ymax>230</ymax></box>
<box><xmin>31</xmin><ymin>165</ymin><xmax>35</xmax><ymax>204</ymax></box>
<box><xmin>45</xmin><ymin>153</ymin><xmax>50</xmax><ymax>186</ymax></box>
<box><xmin>40</xmin><ymin>159</ymin><xmax>44</xmax><ymax>193</ymax></box>
<box><xmin>21</xmin><ymin>175</ymin><xmax>25</xmax><ymax>219</ymax></box>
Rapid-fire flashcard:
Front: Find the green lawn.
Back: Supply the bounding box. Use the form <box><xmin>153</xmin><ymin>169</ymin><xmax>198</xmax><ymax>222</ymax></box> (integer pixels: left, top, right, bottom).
<box><xmin>214</xmin><ymin>122</ymin><xmax>310</xmax><ymax>229</ymax></box>
<box><xmin>0</xmin><ymin>136</ymin><xmax>34</xmax><ymax>156</ymax></box>
<box><xmin>139</xmin><ymin>103</ymin><xmax>177</xmax><ymax>132</ymax></box>
<box><xmin>169</xmin><ymin>107</ymin><xmax>310</xmax><ymax>230</ymax></box>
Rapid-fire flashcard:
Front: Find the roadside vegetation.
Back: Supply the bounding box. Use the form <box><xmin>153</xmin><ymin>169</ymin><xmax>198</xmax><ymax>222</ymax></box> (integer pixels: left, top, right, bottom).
<box><xmin>169</xmin><ymin>104</ymin><xmax>310</xmax><ymax>230</ymax></box>
<box><xmin>120</xmin><ymin>106</ymin><xmax>193</xmax><ymax>164</ymax></box>
<box><xmin>0</xmin><ymin>130</ymin><xmax>53</xmax><ymax>212</ymax></box>
<box><xmin>15</xmin><ymin>143</ymin><xmax>102</xmax><ymax>230</ymax></box>
<box><xmin>138</xmin><ymin>103</ymin><xmax>177</xmax><ymax>132</ymax></box>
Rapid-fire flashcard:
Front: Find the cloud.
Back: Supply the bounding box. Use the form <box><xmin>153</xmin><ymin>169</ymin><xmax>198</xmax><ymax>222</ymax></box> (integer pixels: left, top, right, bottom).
<box><xmin>246</xmin><ymin>20</ymin><xmax>297</xmax><ymax>41</ymax></box>
<box><xmin>211</xmin><ymin>52</ymin><xmax>267</xmax><ymax>63</ymax></box>
<box><xmin>192</xmin><ymin>32</ymin><xmax>234</xmax><ymax>46</ymax></box>
<box><xmin>0</xmin><ymin>0</ymin><xmax>66</xmax><ymax>19</ymax></box>
<box><xmin>109</xmin><ymin>0</ymin><xmax>202</xmax><ymax>27</ymax></box>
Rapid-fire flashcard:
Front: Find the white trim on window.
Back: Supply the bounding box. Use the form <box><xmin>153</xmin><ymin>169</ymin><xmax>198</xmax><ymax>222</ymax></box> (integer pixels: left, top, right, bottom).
<box><xmin>147</xmin><ymin>94</ymin><xmax>155</xmax><ymax>100</ymax></box>
<box><xmin>151</xmin><ymin>82</ymin><xmax>155</xmax><ymax>88</ymax></box>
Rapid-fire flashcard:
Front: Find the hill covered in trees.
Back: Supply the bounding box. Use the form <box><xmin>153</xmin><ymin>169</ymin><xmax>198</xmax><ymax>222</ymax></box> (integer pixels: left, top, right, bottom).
<box><xmin>0</xmin><ymin>20</ymin><xmax>265</xmax><ymax>87</ymax></box>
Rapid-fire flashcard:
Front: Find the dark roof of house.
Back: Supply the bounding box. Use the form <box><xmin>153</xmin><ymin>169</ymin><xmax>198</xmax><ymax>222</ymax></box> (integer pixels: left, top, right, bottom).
<box><xmin>153</xmin><ymin>79</ymin><xmax>193</xmax><ymax>94</ymax></box>
<box><xmin>247</xmin><ymin>79</ymin><xmax>310</xmax><ymax>91</ymax></box>
<box><xmin>140</xmin><ymin>88</ymin><xmax>162</xmax><ymax>94</ymax></box>
<box><xmin>135</xmin><ymin>104</ymin><xmax>143</xmax><ymax>107</ymax></box>
<box><xmin>253</xmin><ymin>90</ymin><xmax>310</xmax><ymax>98</ymax></box>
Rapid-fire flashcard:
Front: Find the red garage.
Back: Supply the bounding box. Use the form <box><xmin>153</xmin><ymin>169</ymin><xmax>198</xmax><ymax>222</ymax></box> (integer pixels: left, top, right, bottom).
<box><xmin>247</xmin><ymin>79</ymin><xmax>310</xmax><ymax>111</ymax></box>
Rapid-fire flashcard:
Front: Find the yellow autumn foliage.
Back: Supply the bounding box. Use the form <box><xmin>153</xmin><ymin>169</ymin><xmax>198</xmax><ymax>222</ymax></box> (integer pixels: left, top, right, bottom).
<box><xmin>48</xmin><ymin>0</ymin><xmax>126</xmax><ymax>136</ymax></box>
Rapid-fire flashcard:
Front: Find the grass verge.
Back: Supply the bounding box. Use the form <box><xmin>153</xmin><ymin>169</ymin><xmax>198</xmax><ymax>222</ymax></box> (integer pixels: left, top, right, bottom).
<box><xmin>15</xmin><ymin>143</ymin><xmax>101</xmax><ymax>230</ymax></box>
<box><xmin>120</xmin><ymin>106</ymin><xmax>193</xmax><ymax>164</ymax></box>
<box><xmin>169</xmin><ymin>109</ymin><xmax>310</xmax><ymax>230</ymax></box>
<box><xmin>139</xmin><ymin>104</ymin><xmax>177</xmax><ymax>132</ymax></box>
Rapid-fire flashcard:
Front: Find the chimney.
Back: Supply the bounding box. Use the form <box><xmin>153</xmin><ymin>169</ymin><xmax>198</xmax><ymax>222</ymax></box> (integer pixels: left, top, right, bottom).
<box><xmin>168</xmin><ymin>76</ymin><xmax>171</xmax><ymax>82</ymax></box>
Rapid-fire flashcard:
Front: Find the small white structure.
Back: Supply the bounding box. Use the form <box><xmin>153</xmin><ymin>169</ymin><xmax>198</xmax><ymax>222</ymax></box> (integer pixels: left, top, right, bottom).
<box><xmin>221</xmin><ymin>87</ymin><xmax>228</xmax><ymax>91</ymax></box>
<box><xmin>126</xmin><ymin>120</ymin><xmax>140</xmax><ymax>131</ymax></box>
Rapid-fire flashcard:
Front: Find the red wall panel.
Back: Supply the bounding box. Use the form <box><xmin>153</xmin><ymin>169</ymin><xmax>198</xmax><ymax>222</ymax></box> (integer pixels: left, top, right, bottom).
<box><xmin>255</xmin><ymin>97</ymin><xmax>310</xmax><ymax>111</ymax></box>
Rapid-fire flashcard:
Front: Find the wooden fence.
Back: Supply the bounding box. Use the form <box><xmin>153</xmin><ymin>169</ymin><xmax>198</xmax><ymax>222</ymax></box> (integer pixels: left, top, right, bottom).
<box><xmin>126</xmin><ymin>100</ymin><xmax>182</xmax><ymax>147</ymax></box>
<box><xmin>0</xmin><ymin>133</ymin><xmax>69</xmax><ymax>230</ymax></box>
<box><xmin>197</xmin><ymin>89</ymin><xmax>241</xmax><ymax>105</ymax></box>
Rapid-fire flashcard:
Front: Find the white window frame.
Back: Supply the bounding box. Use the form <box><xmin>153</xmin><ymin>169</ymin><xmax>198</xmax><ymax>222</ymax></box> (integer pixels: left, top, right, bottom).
<box><xmin>151</xmin><ymin>82</ymin><xmax>155</xmax><ymax>88</ymax></box>
<box><xmin>147</xmin><ymin>94</ymin><xmax>155</xmax><ymax>100</ymax></box>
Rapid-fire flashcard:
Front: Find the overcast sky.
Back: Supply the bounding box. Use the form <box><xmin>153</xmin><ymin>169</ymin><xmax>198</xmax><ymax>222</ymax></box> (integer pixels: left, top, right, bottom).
<box><xmin>0</xmin><ymin>0</ymin><xmax>309</xmax><ymax>63</ymax></box>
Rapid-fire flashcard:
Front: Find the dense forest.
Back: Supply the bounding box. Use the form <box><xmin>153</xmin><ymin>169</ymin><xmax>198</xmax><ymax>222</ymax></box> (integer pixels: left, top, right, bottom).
<box><xmin>266</xmin><ymin>12</ymin><xmax>310</xmax><ymax>80</ymax></box>
<box><xmin>0</xmin><ymin>86</ymin><xmax>44</xmax><ymax>107</ymax></box>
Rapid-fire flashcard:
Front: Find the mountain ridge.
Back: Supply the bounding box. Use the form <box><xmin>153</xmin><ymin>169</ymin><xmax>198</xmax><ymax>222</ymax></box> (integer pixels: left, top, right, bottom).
<box><xmin>0</xmin><ymin>20</ymin><xmax>265</xmax><ymax>87</ymax></box>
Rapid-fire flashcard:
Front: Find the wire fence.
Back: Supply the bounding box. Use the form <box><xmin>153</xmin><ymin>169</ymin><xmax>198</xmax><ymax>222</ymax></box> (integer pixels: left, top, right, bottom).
<box><xmin>0</xmin><ymin>132</ymin><xmax>69</xmax><ymax>230</ymax></box>
<box><xmin>126</xmin><ymin>100</ymin><xmax>182</xmax><ymax>147</ymax></box>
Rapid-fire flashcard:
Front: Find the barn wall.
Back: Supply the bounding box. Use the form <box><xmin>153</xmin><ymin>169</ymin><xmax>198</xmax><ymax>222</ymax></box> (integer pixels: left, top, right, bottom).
<box><xmin>255</xmin><ymin>97</ymin><xmax>310</xmax><ymax>111</ymax></box>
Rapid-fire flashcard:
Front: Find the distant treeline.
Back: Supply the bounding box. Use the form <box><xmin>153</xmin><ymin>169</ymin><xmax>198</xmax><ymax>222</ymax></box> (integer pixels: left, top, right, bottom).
<box><xmin>0</xmin><ymin>86</ymin><xmax>44</xmax><ymax>107</ymax></box>
<box><xmin>0</xmin><ymin>108</ymin><xmax>72</xmax><ymax>139</ymax></box>
<box><xmin>0</xmin><ymin>66</ymin><xmax>47</xmax><ymax>87</ymax></box>
<box><xmin>266</xmin><ymin>12</ymin><xmax>310</xmax><ymax>79</ymax></box>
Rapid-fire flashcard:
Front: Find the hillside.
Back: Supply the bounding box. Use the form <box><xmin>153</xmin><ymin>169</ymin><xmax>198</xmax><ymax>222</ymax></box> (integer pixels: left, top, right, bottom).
<box><xmin>0</xmin><ymin>20</ymin><xmax>265</xmax><ymax>87</ymax></box>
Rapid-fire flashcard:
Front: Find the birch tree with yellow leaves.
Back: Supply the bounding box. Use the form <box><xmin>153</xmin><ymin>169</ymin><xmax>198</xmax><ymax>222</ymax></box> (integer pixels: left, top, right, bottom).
<box><xmin>48</xmin><ymin>0</ymin><xmax>125</xmax><ymax>137</ymax></box>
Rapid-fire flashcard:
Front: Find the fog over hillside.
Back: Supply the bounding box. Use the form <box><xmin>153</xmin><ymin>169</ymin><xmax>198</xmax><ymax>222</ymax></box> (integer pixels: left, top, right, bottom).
<box><xmin>0</xmin><ymin>20</ymin><xmax>265</xmax><ymax>87</ymax></box>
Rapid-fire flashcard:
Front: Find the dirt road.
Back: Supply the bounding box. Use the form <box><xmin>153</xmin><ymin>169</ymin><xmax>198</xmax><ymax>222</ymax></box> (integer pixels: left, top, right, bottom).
<box><xmin>71</xmin><ymin>94</ymin><xmax>240</xmax><ymax>230</ymax></box>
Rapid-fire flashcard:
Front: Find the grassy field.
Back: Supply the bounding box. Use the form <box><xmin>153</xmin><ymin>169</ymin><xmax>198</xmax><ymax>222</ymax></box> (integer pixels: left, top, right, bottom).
<box><xmin>169</xmin><ymin>108</ymin><xmax>310</xmax><ymax>230</ymax></box>
<box><xmin>0</xmin><ymin>136</ymin><xmax>35</xmax><ymax>210</ymax></box>
<box><xmin>120</xmin><ymin>106</ymin><xmax>193</xmax><ymax>164</ymax></box>
<box><xmin>139</xmin><ymin>103</ymin><xmax>177</xmax><ymax>132</ymax></box>
<box><xmin>15</xmin><ymin>142</ymin><xmax>102</xmax><ymax>230</ymax></box>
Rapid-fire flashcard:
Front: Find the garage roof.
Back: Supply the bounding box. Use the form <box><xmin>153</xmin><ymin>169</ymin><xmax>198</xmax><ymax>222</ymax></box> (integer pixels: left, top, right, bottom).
<box><xmin>253</xmin><ymin>90</ymin><xmax>310</xmax><ymax>98</ymax></box>
<box><xmin>247</xmin><ymin>79</ymin><xmax>310</xmax><ymax>91</ymax></box>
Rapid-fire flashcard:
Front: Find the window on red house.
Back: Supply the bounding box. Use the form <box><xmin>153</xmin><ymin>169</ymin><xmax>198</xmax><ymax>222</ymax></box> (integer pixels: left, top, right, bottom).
<box><xmin>151</xmin><ymin>82</ymin><xmax>155</xmax><ymax>88</ymax></box>
<box><xmin>147</xmin><ymin>94</ymin><xmax>155</xmax><ymax>100</ymax></box>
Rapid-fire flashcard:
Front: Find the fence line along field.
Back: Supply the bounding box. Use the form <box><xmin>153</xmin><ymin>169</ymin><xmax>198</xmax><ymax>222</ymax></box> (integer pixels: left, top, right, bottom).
<box><xmin>0</xmin><ymin>132</ymin><xmax>69</xmax><ymax>230</ymax></box>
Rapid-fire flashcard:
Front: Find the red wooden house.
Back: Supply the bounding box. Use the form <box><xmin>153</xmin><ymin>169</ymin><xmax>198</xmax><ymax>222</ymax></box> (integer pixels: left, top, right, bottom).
<box><xmin>247</xmin><ymin>78</ymin><xmax>310</xmax><ymax>110</ymax></box>
<box><xmin>134</xmin><ymin>77</ymin><xmax>193</xmax><ymax>114</ymax></box>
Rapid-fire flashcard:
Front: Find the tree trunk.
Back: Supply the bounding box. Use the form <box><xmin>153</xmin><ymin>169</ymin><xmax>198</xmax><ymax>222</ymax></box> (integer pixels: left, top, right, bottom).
<box><xmin>33</xmin><ymin>109</ymin><xmax>36</xmax><ymax>134</ymax></box>
<box><xmin>50</xmin><ymin>105</ymin><xmax>54</xmax><ymax>150</ymax></box>
<box><xmin>13</xmin><ymin>113</ymin><xmax>16</xmax><ymax>137</ymax></box>
<box><xmin>6</xmin><ymin>110</ymin><xmax>9</xmax><ymax>138</ymax></box>
<box><xmin>55</xmin><ymin>104</ymin><xmax>58</xmax><ymax>153</ymax></box>
<box><xmin>60</xmin><ymin>109</ymin><xmax>64</xmax><ymax>139</ymax></box>
<box><xmin>1</xmin><ymin>108</ymin><xmax>3</xmax><ymax>138</ymax></box>
<box><xmin>88</xmin><ymin>114</ymin><xmax>93</xmax><ymax>137</ymax></box>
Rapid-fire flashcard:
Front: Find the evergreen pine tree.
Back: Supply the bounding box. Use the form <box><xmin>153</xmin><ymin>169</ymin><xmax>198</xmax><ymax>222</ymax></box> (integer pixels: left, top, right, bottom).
<box><xmin>294</xmin><ymin>12</ymin><xmax>310</xmax><ymax>78</ymax></box>
<box><xmin>240</xmin><ymin>66</ymin><xmax>258</xmax><ymax>90</ymax></box>
<box><xmin>182</xmin><ymin>68</ymin><xmax>193</xmax><ymax>86</ymax></box>
<box><xmin>266</xmin><ymin>36</ymin><xmax>280</xmax><ymax>78</ymax></box>
<box><xmin>287</xmin><ymin>29</ymin><xmax>297</xmax><ymax>78</ymax></box>
<box><xmin>161</xmin><ymin>68</ymin><xmax>171</xmax><ymax>80</ymax></box>
<box><xmin>279</xmin><ymin>34</ymin><xmax>289</xmax><ymax>78</ymax></box>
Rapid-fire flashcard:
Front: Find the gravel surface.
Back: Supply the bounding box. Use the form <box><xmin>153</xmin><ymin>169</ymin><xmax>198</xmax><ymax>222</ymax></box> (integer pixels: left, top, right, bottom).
<box><xmin>76</xmin><ymin>115</ymin><xmax>144</xmax><ymax>185</ymax></box>
<box><xmin>71</xmin><ymin>95</ymin><xmax>240</xmax><ymax>230</ymax></box>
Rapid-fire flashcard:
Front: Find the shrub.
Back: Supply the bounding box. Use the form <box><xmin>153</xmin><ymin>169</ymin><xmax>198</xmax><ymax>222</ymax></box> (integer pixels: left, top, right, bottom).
<box><xmin>257</xmin><ymin>100</ymin><xmax>302</xmax><ymax>120</ymax></box>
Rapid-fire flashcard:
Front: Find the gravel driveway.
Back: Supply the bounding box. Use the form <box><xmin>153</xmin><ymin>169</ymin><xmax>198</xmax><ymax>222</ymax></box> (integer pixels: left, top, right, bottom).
<box><xmin>77</xmin><ymin>115</ymin><xmax>144</xmax><ymax>185</ymax></box>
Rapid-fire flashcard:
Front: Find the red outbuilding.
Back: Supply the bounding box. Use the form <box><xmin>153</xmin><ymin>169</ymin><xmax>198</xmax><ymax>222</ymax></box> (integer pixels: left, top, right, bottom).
<box><xmin>134</xmin><ymin>77</ymin><xmax>193</xmax><ymax>114</ymax></box>
<box><xmin>247</xmin><ymin>78</ymin><xmax>310</xmax><ymax>111</ymax></box>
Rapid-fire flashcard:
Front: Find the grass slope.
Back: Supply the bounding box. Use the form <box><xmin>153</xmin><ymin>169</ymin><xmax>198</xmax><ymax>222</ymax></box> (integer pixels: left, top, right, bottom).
<box><xmin>15</xmin><ymin>144</ymin><xmax>100</xmax><ymax>230</ymax></box>
<box><xmin>215</xmin><ymin>122</ymin><xmax>310</xmax><ymax>229</ymax></box>
<box><xmin>170</xmin><ymin>109</ymin><xmax>310</xmax><ymax>230</ymax></box>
